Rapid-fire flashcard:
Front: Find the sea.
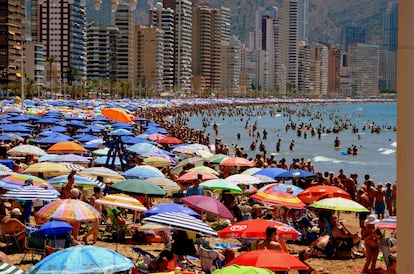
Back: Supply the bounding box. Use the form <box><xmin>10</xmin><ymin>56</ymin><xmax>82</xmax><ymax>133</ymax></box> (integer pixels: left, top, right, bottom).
<box><xmin>184</xmin><ymin>102</ymin><xmax>396</xmax><ymax>185</ymax></box>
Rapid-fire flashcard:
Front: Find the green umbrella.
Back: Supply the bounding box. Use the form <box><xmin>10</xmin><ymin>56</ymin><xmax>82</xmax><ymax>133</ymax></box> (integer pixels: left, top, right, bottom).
<box><xmin>309</xmin><ymin>197</ymin><xmax>369</xmax><ymax>212</ymax></box>
<box><xmin>213</xmin><ymin>265</ymin><xmax>274</xmax><ymax>274</ymax></box>
<box><xmin>110</xmin><ymin>179</ymin><xmax>167</xmax><ymax>197</ymax></box>
<box><xmin>201</xmin><ymin>179</ymin><xmax>243</xmax><ymax>194</ymax></box>
<box><xmin>207</xmin><ymin>154</ymin><xmax>229</xmax><ymax>164</ymax></box>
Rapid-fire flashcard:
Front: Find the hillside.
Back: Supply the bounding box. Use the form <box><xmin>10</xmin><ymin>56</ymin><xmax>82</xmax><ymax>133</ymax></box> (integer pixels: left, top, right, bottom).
<box><xmin>86</xmin><ymin>0</ymin><xmax>392</xmax><ymax>45</ymax></box>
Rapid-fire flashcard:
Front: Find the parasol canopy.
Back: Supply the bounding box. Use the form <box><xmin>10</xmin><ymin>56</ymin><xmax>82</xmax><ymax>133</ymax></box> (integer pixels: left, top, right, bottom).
<box><xmin>110</xmin><ymin>179</ymin><xmax>167</xmax><ymax>197</ymax></box>
<box><xmin>181</xmin><ymin>195</ymin><xmax>233</xmax><ymax>219</ymax></box>
<box><xmin>36</xmin><ymin>199</ymin><xmax>101</xmax><ymax>222</ymax></box>
<box><xmin>309</xmin><ymin>197</ymin><xmax>369</xmax><ymax>212</ymax></box>
<box><xmin>101</xmin><ymin>108</ymin><xmax>133</xmax><ymax>123</ymax></box>
<box><xmin>47</xmin><ymin>141</ymin><xmax>87</xmax><ymax>154</ymax></box>
<box><xmin>95</xmin><ymin>193</ymin><xmax>147</xmax><ymax>212</ymax></box>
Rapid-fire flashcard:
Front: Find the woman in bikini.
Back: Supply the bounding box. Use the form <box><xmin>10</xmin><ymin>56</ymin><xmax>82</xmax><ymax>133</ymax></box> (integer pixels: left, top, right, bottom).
<box><xmin>362</xmin><ymin>215</ymin><xmax>382</xmax><ymax>274</ymax></box>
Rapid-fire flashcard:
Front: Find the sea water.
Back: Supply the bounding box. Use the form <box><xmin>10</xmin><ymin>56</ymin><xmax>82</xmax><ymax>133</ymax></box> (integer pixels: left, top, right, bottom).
<box><xmin>185</xmin><ymin>102</ymin><xmax>396</xmax><ymax>185</ymax></box>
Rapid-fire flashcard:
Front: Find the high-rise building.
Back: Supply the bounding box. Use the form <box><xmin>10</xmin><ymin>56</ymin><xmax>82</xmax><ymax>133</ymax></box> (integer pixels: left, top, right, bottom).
<box><xmin>149</xmin><ymin>2</ymin><xmax>175</xmax><ymax>91</ymax></box>
<box><xmin>298</xmin><ymin>0</ymin><xmax>309</xmax><ymax>42</ymax></box>
<box><xmin>310</xmin><ymin>43</ymin><xmax>328</xmax><ymax>97</ymax></box>
<box><xmin>220</xmin><ymin>6</ymin><xmax>231</xmax><ymax>44</ymax></box>
<box><xmin>112</xmin><ymin>3</ymin><xmax>133</xmax><ymax>82</ymax></box>
<box><xmin>342</xmin><ymin>26</ymin><xmax>366</xmax><ymax>52</ymax></box>
<box><xmin>134</xmin><ymin>25</ymin><xmax>164</xmax><ymax>95</ymax></box>
<box><xmin>163</xmin><ymin>0</ymin><xmax>192</xmax><ymax>93</ymax></box>
<box><xmin>348</xmin><ymin>43</ymin><xmax>380</xmax><ymax>97</ymax></box>
<box><xmin>286</xmin><ymin>0</ymin><xmax>299</xmax><ymax>94</ymax></box>
<box><xmin>0</xmin><ymin>0</ymin><xmax>26</xmax><ymax>84</ymax></box>
<box><xmin>33</xmin><ymin>0</ymin><xmax>87</xmax><ymax>83</ymax></box>
<box><xmin>382</xmin><ymin>1</ymin><xmax>398</xmax><ymax>52</ymax></box>
<box><xmin>379</xmin><ymin>49</ymin><xmax>397</xmax><ymax>93</ymax></box>
<box><xmin>221</xmin><ymin>42</ymin><xmax>241</xmax><ymax>96</ymax></box>
<box><xmin>192</xmin><ymin>3</ymin><xmax>221</xmax><ymax>94</ymax></box>
<box><xmin>327</xmin><ymin>47</ymin><xmax>342</xmax><ymax>97</ymax></box>
<box><xmin>86</xmin><ymin>23</ymin><xmax>118</xmax><ymax>81</ymax></box>
<box><xmin>297</xmin><ymin>41</ymin><xmax>311</xmax><ymax>96</ymax></box>
<box><xmin>25</xmin><ymin>42</ymin><xmax>45</xmax><ymax>87</ymax></box>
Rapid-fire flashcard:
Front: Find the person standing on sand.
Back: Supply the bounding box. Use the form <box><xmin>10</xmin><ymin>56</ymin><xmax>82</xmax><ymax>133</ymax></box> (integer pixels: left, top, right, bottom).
<box><xmin>361</xmin><ymin>215</ymin><xmax>382</xmax><ymax>274</ymax></box>
<box><xmin>374</xmin><ymin>183</ymin><xmax>385</xmax><ymax>219</ymax></box>
<box><xmin>357</xmin><ymin>187</ymin><xmax>371</xmax><ymax>229</ymax></box>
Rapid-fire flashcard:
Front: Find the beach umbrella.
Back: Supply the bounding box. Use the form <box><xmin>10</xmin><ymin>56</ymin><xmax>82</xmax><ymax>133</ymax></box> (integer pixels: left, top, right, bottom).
<box><xmin>253</xmin><ymin>175</ymin><xmax>277</xmax><ymax>183</ymax></box>
<box><xmin>0</xmin><ymin>262</ymin><xmax>24</xmax><ymax>274</ymax></box>
<box><xmin>127</xmin><ymin>143</ymin><xmax>162</xmax><ymax>155</ymax></box>
<box><xmin>142</xmin><ymin>212</ymin><xmax>217</xmax><ymax>237</ymax></box>
<box><xmin>92</xmin><ymin>147</ymin><xmax>109</xmax><ymax>156</ymax></box>
<box><xmin>226</xmin><ymin>249</ymin><xmax>308</xmax><ymax>271</ymax></box>
<box><xmin>109</xmin><ymin>128</ymin><xmax>134</xmax><ymax>136</ymax></box>
<box><xmin>121</xmin><ymin>135</ymin><xmax>155</xmax><ymax>145</ymax></box>
<box><xmin>143</xmin><ymin>202</ymin><xmax>200</xmax><ymax>218</ymax></box>
<box><xmin>253</xmin><ymin>168</ymin><xmax>287</xmax><ymax>179</ymax></box>
<box><xmin>101</xmin><ymin>107</ymin><xmax>132</xmax><ymax>123</ymax></box>
<box><xmin>201</xmin><ymin>179</ymin><xmax>243</xmax><ymax>194</ymax></box>
<box><xmin>187</xmin><ymin>166</ymin><xmax>220</xmax><ymax>176</ymax></box>
<box><xmin>26</xmin><ymin>245</ymin><xmax>134</xmax><ymax>274</ymax></box>
<box><xmin>146</xmin><ymin>133</ymin><xmax>167</xmax><ymax>141</ymax></box>
<box><xmin>0</xmin><ymin>163</ymin><xmax>13</xmax><ymax>176</ymax></box>
<box><xmin>309</xmin><ymin>197</ymin><xmax>369</xmax><ymax>212</ymax></box>
<box><xmin>274</xmin><ymin>169</ymin><xmax>316</xmax><ymax>180</ymax></box>
<box><xmin>50</xmin><ymin>154</ymin><xmax>90</xmax><ymax>163</ymax></box>
<box><xmin>181</xmin><ymin>195</ymin><xmax>233</xmax><ymax>219</ymax></box>
<box><xmin>122</xmin><ymin>165</ymin><xmax>165</xmax><ymax>179</ymax></box>
<box><xmin>63</xmin><ymin>164</ymin><xmax>86</xmax><ymax>172</ymax></box>
<box><xmin>220</xmin><ymin>157</ymin><xmax>254</xmax><ymax>167</ymax></box>
<box><xmin>196</xmin><ymin>149</ymin><xmax>214</xmax><ymax>159</ymax></box>
<box><xmin>225</xmin><ymin>174</ymin><xmax>262</xmax><ymax>185</ymax></box>
<box><xmin>142</xmin><ymin>156</ymin><xmax>173</xmax><ymax>167</ymax></box>
<box><xmin>378</xmin><ymin>216</ymin><xmax>397</xmax><ymax>230</ymax></box>
<box><xmin>36</xmin><ymin>220</ymin><xmax>73</xmax><ymax>236</ymax></box>
<box><xmin>241</xmin><ymin>167</ymin><xmax>262</xmax><ymax>176</ymax></box>
<box><xmin>47</xmin><ymin>175</ymin><xmax>104</xmax><ymax>190</ymax></box>
<box><xmin>36</xmin><ymin>199</ymin><xmax>101</xmax><ymax>222</ymax></box>
<box><xmin>110</xmin><ymin>179</ymin><xmax>167</xmax><ymax>197</ymax></box>
<box><xmin>0</xmin><ymin>173</ymin><xmax>50</xmax><ymax>190</ymax></box>
<box><xmin>73</xmin><ymin>134</ymin><xmax>99</xmax><ymax>143</ymax></box>
<box><xmin>258</xmin><ymin>183</ymin><xmax>304</xmax><ymax>196</ymax></box>
<box><xmin>23</xmin><ymin>162</ymin><xmax>71</xmax><ymax>175</ymax></box>
<box><xmin>93</xmin><ymin>156</ymin><xmax>125</xmax><ymax>166</ymax></box>
<box><xmin>7</xmin><ymin>144</ymin><xmax>47</xmax><ymax>157</ymax></box>
<box><xmin>157</xmin><ymin>136</ymin><xmax>183</xmax><ymax>145</ymax></box>
<box><xmin>171</xmin><ymin>156</ymin><xmax>205</xmax><ymax>175</ymax></box>
<box><xmin>0</xmin><ymin>185</ymin><xmax>59</xmax><ymax>200</ymax></box>
<box><xmin>297</xmin><ymin>185</ymin><xmax>351</xmax><ymax>203</ymax></box>
<box><xmin>95</xmin><ymin>193</ymin><xmax>147</xmax><ymax>212</ymax></box>
<box><xmin>207</xmin><ymin>154</ymin><xmax>229</xmax><ymax>164</ymax></box>
<box><xmin>78</xmin><ymin>167</ymin><xmax>125</xmax><ymax>181</ymax></box>
<box><xmin>47</xmin><ymin>141</ymin><xmax>87</xmax><ymax>154</ymax></box>
<box><xmin>83</xmin><ymin>138</ymin><xmax>104</xmax><ymax>149</ymax></box>
<box><xmin>251</xmin><ymin>190</ymin><xmax>306</xmax><ymax>209</ymax></box>
<box><xmin>217</xmin><ymin>219</ymin><xmax>301</xmax><ymax>241</ymax></box>
<box><xmin>145</xmin><ymin>177</ymin><xmax>180</xmax><ymax>195</ymax></box>
<box><xmin>176</xmin><ymin>170</ymin><xmax>219</xmax><ymax>183</ymax></box>
<box><xmin>213</xmin><ymin>265</ymin><xmax>274</xmax><ymax>274</ymax></box>
<box><xmin>35</xmin><ymin>134</ymin><xmax>73</xmax><ymax>145</ymax></box>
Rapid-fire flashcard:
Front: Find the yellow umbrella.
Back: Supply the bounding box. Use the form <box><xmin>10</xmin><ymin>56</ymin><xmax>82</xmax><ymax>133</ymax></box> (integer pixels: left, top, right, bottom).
<box><xmin>187</xmin><ymin>166</ymin><xmax>220</xmax><ymax>176</ymax></box>
<box><xmin>142</xmin><ymin>156</ymin><xmax>173</xmax><ymax>167</ymax></box>
<box><xmin>95</xmin><ymin>193</ymin><xmax>147</xmax><ymax>212</ymax></box>
<box><xmin>23</xmin><ymin>162</ymin><xmax>71</xmax><ymax>176</ymax></box>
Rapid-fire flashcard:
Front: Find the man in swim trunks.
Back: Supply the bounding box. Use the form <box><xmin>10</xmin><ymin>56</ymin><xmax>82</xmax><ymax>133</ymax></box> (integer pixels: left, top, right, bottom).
<box><xmin>374</xmin><ymin>183</ymin><xmax>386</xmax><ymax>219</ymax></box>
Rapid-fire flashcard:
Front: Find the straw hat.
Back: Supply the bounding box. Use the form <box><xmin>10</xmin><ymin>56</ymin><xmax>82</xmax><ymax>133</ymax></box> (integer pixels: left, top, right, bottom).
<box><xmin>365</xmin><ymin>214</ymin><xmax>380</xmax><ymax>225</ymax></box>
<box><xmin>11</xmin><ymin>208</ymin><xmax>22</xmax><ymax>216</ymax></box>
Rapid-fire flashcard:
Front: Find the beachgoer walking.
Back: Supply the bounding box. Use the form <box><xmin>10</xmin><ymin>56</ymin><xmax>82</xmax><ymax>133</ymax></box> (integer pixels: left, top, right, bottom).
<box><xmin>374</xmin><ymin>183</ymin><xmax>385</xmax><ymax>219</ymax></box>
<box><xmin>361</xmin><ymin>215</ymin><xmax>382</xmax><ymax>274</ymax></box>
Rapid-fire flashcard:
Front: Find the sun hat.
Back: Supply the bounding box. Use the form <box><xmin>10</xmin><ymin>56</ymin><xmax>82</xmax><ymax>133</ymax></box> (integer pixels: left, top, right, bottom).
<box><xmin>365</xmin><ymin>214</ymin><xmax>380</xmax><ymax>225</ymax></box>
<box><xmin>11</xmin><ymin>208</ymin><xmax>22</xmax><ymax>216</ymax></box>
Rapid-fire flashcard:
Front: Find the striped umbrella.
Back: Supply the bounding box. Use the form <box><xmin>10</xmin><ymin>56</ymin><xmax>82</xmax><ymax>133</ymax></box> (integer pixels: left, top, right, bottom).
<box><xmin>64</xmin><ymin>163</ymin><xmax>86</xmax><ymax>172</ymax></box>
<box><xmin>142</xmin><ymin>212</ymin><xmax>217</xmax><ymax>237</ymax></box>
<box><xmin>47</xmin><ymin>175</ymin><xmax>104</xmax><ymax>190</ymax></box>
<box><xmin>36</xmin><ymin>199</ymin><xmax>101</xmax><ymax>222</ymax></box>
<box><xmin>251</xmin><ymin>190</ymin><xmax>306</xmax><ymax>209</ymax></box>
<box><xmin>181</xmin><ymin>195</ymin><xmax>233</xmax><ymax>219</ymax></box>
<box><xmin>0</xmin><ymin>185</ymin><xmax>59</xmax><ymax>200</ymax></box>
<box><xmin>378</xmin><ymin>216</ymin><xmax>396</xmax><ymax>230</ymax></box>
<box><xmin>0</xmin><ymin>173</ymin><xmax>51</xmax><ymax>190</ymax></box>
<box><xmin>0</xmin><ymin>262</ymin><xmax>24</xmax><ymax>274</ymax></box>
<box><xmin>95</xmin><ymin>193</ymin><xmax>147</xmax><ymax>212</ymax></box>
<box><xmin>7</xmin><ymin>144</ymin><xmax>47</xmax><ymax>157</ymax></box>
<box><xmin>0</xmin><ymin>163</ymin><xmax>13</xmax><ymax>176</ymax></box>
<box><xmin>176</xmin><ymin>170</ymin><xmax>219</xmax><ymax>183</ymax></box>
<box><xmin>23</xmin><ymin>162</ymin><xmax>71</xmax><ymax>175</ymax></box>
<box><xmin>78</xmin><ymin>167</ymin><xmax>125</xmax><ymax>181</ymax></box>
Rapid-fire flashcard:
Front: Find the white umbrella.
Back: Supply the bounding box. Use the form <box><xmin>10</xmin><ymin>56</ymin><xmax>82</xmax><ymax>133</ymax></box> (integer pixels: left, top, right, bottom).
<box><xmin>7</xmin><ymin>144</ymin><xmax>47</xmax><ymax>157</ymax></box>
<box><xmin>0</xmin><ymin>185</ymin><xmax>59</xmax><ymax>200</ymax></box>
<box><xmin>142</xmin><ymin>212</ymin><xmax>217</xmax><ymax>237</ymax></box>
<box><xmin>78</xmin><ymin>167</ymin><xmax>125</xmax><ymax>181</ymax></box>
<box><xmin>0</xmin><ymin>262</ymin><xmax>24</xmax><ymax>274</ymax></box>
<box><xmin>225</xmin><ymin>174</ymin><xmax>262</xmax><ymax>185</ymax></box>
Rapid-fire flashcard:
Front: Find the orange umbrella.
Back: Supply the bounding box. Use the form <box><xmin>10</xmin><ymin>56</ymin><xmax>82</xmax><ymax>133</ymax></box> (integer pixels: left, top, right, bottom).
<box><xmin>47</xmin><ymin>142</ymin><xmax>87</xmax><ymax>154</ymax></box>
<box><xmin>157</xmin><ymin>136</ymin><xmax>183</xmax><ymax>145</ymax></box>
<box><xmin>251</xmin><ymin>190</ymin><xmax>306</xmax><ymax>209</ymax></box>
<box><xmin>297</xmin><ymin>185</ymin><xmax>351</xmax><ymax>204</ymax></box>
<box><xmin>101</xmin><ymin>108</ymin><xmax>132</xmax><ymax>123</ymax></box>
<box><xmin>176</xmin><ymin>170</ymin><xmax>219</xmax><ymax>183</ymax></box>
<box><xmin>220</xmin><ymin>157</ymin><xmax>254</xmax><ymax>167</ymax></box>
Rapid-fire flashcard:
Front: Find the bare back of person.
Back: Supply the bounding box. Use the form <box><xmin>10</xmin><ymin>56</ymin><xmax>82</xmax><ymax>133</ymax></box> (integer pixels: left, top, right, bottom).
<box><xmin>256</xmin><ymin>239</ymin><xmax>282</xmax><ymax>251</ymax></box>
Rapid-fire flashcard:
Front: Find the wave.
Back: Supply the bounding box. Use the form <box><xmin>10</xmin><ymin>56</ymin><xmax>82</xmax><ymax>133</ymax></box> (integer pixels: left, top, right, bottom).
<box><xmin>313</xmin><ymin>155</ymin><xmax>391</xmax><ymax>166</ymax></box>
<box><xmin>313</xmin><ymin>156</ymin><xmax>344</xmax><ymax>164</ymax></box>
<box><xmin>378</xmin><ymin>148</ymin><xmax>396</xmax><ymax>155</ymax></box>
<box><xmin>390</xmin><ymin>142</ymin><xmax>397</xmax><ymax>147</ymax></box>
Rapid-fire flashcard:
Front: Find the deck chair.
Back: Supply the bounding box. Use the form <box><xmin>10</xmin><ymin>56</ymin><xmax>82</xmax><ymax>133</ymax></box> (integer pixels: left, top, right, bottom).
<box><xmin>0</xmin><ymin>224</ymin><xmax>25</xmax><ymax>253</ymax></box>
<box><xmin>21</xmin><ymin>231</ymin><xmax>46</xmax><ymax>263</ymax></box>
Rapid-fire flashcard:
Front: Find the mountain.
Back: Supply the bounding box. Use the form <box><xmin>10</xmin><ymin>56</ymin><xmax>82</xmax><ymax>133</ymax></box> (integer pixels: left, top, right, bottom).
<box><xmin>86</xmin><ymin>0</ymin><xmax>392</xmax><ymax>45</ymax></box>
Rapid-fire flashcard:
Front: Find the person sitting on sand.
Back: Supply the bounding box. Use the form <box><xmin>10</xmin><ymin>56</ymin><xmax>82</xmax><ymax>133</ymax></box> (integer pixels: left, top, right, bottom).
<box><xmin>0</xmin><ymin>208</ymin><xmax>26</xmax><ymax>250</ymax></box>
<box><xmin>256</xmin><ymin>226</ymin><xmax>282</xmax><ymax>251</ymax></box>
<box><xmin>148</xmin><ymin>249</ymin><xmax>175</xmax><ymax>273</ymax></box>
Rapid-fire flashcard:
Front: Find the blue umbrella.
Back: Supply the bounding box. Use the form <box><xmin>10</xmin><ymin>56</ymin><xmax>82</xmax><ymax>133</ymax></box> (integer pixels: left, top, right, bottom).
<box><xmin>36</xmin><ymin>220</ymin><xmax>73</xmax><ymax>236</ymax></box>
<box><xmin>26</xmin><ymin>245</ymin><xmax>134</xmax><ymax>274</ymax></box>
<box><xmin>122</xmin><ymin>165</ymin><xmax>165</xmax><ymax>179</ymax></box>
<box><xmin>127</xmin><ymin>143</ymin><xmax>162</xmax><ymax>155</ymax></box>
<box><xmin>94</xmin><ymin>156</ymin><xmax>125</xmax><ymax>166</ymax></box>
<box><xmin>35</xmin><ymin>134</ymin><xmax>73</xmax><ymax>145</ymax></box>
<box><xmin>143</xmin><ymin>202</ymin><xmax>200</xmax><ymax>218</ymax></box>
<box><xmin>73</xmin><ymin>134</ymin><xmax>100</xmax><ymax>142</ymax></box>
<box><xmin>45</xmin><ymin>126</ymin><xmax>67</xmax><ymax>133</ymax></box>
<box><xmin>109</xmin><ymin>128</ymin><xmax>134</xmax><ymax>136</ymax></box>
<box><xmin>77</xmin><ymin>124</ymin><xmax>105</xmax><ymax>133</ymax></box>
<box><xmin>121</xmin><ymin>136</ymin><xmax>155</xmax><ymax>145</ymax></box>
<box><xmin>253</xmin><ymin>167</ymin><xmax>288</xmax><ymax>179</ymax></box>
<box><xmin>274</xmin><ymin>169</ymin><xmax>317</xmax><ymax>180</ymax></box>
<box><xmin>83</xmin><ymin>139</ymin><xmax>105</xmax><ymax>150</ymax></box>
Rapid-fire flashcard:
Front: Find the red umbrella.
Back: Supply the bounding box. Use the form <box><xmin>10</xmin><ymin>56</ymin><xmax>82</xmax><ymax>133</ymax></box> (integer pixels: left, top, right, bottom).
<box><xmin>297</xmin><ymin>185</ymin><xmax>351</xmax><ymax>204</ymax></box>
<box><xmin>226</xmin><ymin>249</ymin><xmax>309</xmax><ymax>271</ymax></box>
<box><xmin>220</xmin><ymin>157</ymin><xmax>254</xmax><ymax>167</ymax></box>
<box><xmin>251</xmin><ymin>190</ymin><xmax>306</xmax><ymax>209</ymax></box>
<box><xmin>157</xmin><ymin>136</ymin><xmax>183</xmax><ymax>145</ymax></box>
<box><xmin>218</xmin><ymin>219</ymin><xmax>301</xmax><ymax>240</ymax></box>
<box><xmin>180</xmin><ymin>195</ymin><xmax>233</xmax><ymax>219</ymax></box>
<box><xmin>176</xmin><ymin>171</ymin><xmax>219</xmax><ymax>183</ymax></box>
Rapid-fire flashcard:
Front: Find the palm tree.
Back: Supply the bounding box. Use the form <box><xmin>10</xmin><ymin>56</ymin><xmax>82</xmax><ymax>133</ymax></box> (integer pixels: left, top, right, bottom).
<box><xmin>25</xmin><ymin>77</ymin><xmax>35</xmax><ymax>99</ymax></box>
<box><xmin>46</xmin><ymin>57</ymin><xmax>55</xmax><ymax>98</ymax></box>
